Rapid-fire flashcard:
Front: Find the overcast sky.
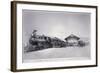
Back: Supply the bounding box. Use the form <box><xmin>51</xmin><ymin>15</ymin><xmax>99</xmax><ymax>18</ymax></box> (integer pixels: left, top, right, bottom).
<box><xmin>22</xmin><ymin>9</ymin><xmax>91</xmax><ymax>43</ymax></box>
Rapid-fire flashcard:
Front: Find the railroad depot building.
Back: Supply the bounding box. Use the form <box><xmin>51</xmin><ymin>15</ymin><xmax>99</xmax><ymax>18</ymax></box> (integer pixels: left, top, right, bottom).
<box><xmin>65</xmin><ymin>34</ymin><xmax>80</xmax><ymax>46</ymax></box>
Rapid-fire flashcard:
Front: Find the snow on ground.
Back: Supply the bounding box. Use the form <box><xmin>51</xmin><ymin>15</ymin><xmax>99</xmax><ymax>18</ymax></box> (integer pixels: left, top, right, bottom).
<box><xmin>23</xmin><ymin>45</ymin><xmax>90</xmax><ymax>63</ymax></box>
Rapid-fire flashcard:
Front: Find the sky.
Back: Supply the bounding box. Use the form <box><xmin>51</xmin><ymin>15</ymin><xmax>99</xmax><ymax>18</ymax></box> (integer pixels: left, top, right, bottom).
<box><xmin>22</xmin><ymin>9</ymin><xmax>91</xmax><ymax>44</ymax></box>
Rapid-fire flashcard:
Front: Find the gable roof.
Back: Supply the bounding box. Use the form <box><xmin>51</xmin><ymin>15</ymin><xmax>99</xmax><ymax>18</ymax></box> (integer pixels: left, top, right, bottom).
<box><xmin>65</xmin><ymin>34</ymin><xmax>80</xmax><ymax>40</ymax></box>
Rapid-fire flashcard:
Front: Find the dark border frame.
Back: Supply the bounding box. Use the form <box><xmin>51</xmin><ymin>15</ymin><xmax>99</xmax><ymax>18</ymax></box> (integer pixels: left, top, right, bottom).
<box><xmin>11</xmin><ymin>1</ymin><xmax>98</xmax><ymax>72</ymax></box>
